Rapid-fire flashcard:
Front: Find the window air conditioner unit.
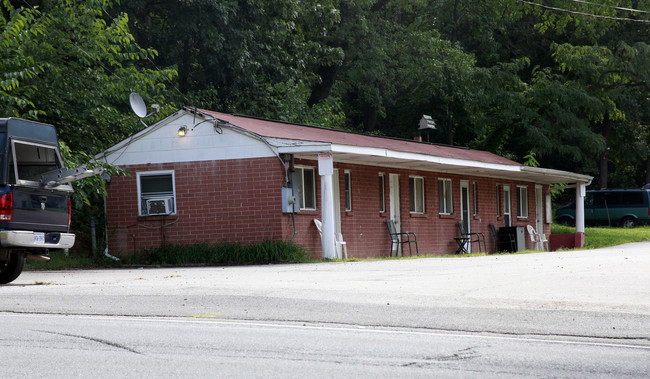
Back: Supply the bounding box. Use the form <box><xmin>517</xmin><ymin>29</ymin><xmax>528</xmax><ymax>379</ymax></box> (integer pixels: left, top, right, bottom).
<box><xmin>146</xmin><ymin>197</ymin><xmax>173</xmax><ymax>215</ymax></box>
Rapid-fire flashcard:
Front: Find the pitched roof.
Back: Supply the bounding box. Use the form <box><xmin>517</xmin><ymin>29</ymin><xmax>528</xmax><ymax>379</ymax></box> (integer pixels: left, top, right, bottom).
<box><xmin>99</xmin><ymin>107</ymin><xmax>591</xmax><ymax>185</ymax></box>
<box><xmin>192</xmin><ymin>108</ymin><xmax>519</xmax><ymax>167</ymax></box>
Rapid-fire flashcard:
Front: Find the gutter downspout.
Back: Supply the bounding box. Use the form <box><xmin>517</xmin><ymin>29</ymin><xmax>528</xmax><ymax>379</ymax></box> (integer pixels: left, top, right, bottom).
<box><xmin>103</xmin><ymin>192</ymin><xmax>119</xmax><ymax>261</ymax></box>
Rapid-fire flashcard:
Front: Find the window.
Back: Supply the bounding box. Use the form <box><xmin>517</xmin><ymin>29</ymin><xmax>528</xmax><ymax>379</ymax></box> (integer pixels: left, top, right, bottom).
<box><xmin>409</xmin><ymin>176</ymin><xmax>425</xmax><ymax>213</ymax></box>
<box><xmin>9</xmin><ymin>140</ymin><xmax>63</xmax><ymax>185</ymax></box>
<box><xmin>438</xmin><ymin>178</ymin><xmax>453</xmax><ymax>214</ymax></box>
<box><xmin>517</xmin><ymin>186</ymin><xmax>528</xmax><ymax>218</ymax></box>
<box><xmin>137</xmin><ymin>171</ymin><xmax>176</xmax><ymax>216</ymax></box>
<box><xmin>472</xmin><ymin>181</ymin><xmax>478</xmax><ymax>216</ymax></box>
<box><xmin>296</xmin><ymin>167</ymin><xmax>316</xmax><ymax>210</ymax></box>
<box><xmin>344</xmin><ymin>170</ymin><xmax>352</xmax><ymax>211</ymax></box>
<box><xmin>378</xmin><ymin>173</ymin><xmax>385</xmax><ymax>213</ymax></box>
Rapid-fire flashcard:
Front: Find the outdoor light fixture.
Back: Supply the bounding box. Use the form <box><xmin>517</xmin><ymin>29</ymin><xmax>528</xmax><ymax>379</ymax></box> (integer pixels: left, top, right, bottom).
<box><xmin>178</xmin><ymin>126</ymin><xmax>187</xmax><ymax>137</ymax></box>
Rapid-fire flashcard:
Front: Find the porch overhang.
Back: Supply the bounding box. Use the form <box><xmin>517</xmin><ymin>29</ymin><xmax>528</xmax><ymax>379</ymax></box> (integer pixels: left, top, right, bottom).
<box><xmin>276</xmin><ymin>141</ymin><xmax>593</xmax><ymax>186</ymax></box>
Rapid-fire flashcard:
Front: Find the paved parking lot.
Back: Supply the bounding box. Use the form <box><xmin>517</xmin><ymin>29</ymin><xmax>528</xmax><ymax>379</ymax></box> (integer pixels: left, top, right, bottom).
<box><xmin>4</xmin><ymin>241</ymin><xmax>650</xmax><ymax>338</ymax></box>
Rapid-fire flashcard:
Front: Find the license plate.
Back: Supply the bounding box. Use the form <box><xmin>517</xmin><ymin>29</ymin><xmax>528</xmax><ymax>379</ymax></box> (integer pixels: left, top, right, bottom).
<box><xmin>34</xmin><ymin>233</ymin><xmax>45</xmax><ymax>244</ymax></box>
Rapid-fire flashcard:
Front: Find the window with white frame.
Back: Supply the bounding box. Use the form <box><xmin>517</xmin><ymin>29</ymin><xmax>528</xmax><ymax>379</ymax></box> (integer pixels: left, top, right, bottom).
<box><xmin>517</xmin><ymin>185</ymin><xmax>528</xmax><ymax>218</ymax></box>
<box><xmin>473</xmin><ymin>181</ymin><xmax>478</xmax><ymax>216</ymax></box>
<box><xmin>344</xmin><ymin>170</ymin><xmax>352</xmax><ymax>211</ymax></box>
<box><xmin>409</xmin><ymin>176</ymin><xmax>425</xmax><ymax>213</ymax></box>
<box><xmin>438</xmin><ymin>178</ymin><xmax>453</xmax><ymax>214</ymax></box>
<box><xmin>137</xmin><ymin>171</ymin><xmax>176</xmax><ymax>216</ymax></box>
<box><xmin>296</xmin><ymin>167</ymin><xmax>316</xmax><ymax>210</ymax></box>
<box><xmin>378</xmin><ymin>173</ymin><xmax>385</xmax><ymax>213</ymax></box>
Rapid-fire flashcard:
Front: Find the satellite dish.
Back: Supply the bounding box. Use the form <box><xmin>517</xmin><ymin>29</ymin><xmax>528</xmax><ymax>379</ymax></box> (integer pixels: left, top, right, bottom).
<box><xmin>129</xmin><ymin>92</ymin><xmax>148</xmax><ymax>118</ymax></box>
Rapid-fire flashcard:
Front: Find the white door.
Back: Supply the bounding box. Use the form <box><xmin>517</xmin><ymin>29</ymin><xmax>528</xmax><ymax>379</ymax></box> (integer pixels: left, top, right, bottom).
<box><xmin>460</xmin><ymin>181</ymin><xmax>471</xmax><ymax>253</ymax></box>
<box><xmin>535</xmin><ymin>185</ymin><xmax>543</xmax><ymax>234</ymax></box>
<box><xmin>389</xmin><ymin>174</ymin><xmax>401</xmax><ymax>257</ymax></box>
<box><xmin>503</xmin><ymin>185</ymin><xmax>511</xmax><ymax>227</ymax></box>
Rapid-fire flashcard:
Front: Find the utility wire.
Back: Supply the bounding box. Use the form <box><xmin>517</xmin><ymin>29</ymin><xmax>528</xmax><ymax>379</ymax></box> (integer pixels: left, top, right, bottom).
<box><xmin>514</xmin><ymin>0</ymin><xmax>650</xmax><ymax>23</ymax></box>
<box><xmin>560</xmin><ymin>0</ymin><xmax>650</xmax><ymax>15</ymax></box>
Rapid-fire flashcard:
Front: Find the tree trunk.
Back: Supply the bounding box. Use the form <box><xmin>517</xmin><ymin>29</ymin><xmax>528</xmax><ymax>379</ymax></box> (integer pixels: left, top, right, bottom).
<box><xmin>451</xmin><ymin>0</ymin><xmax>460</xmax><ymax>43</ymax></box>
<box><xmin>645</xmin><ymin>133</ymin><xmax>650</xmax><ymax>185</ymax></box>
<box><xmin>179</xmin><ymin>39</ymin><xmax>191</xmax><ymax>94</ymax></box>
<box><xmin>363</xmin><ymin>104</ymin><xmax>378</xmax><ymax>132</ymax></box>
<box><xmin>307</xmin><ymin>64</ymin><xmax>341</xmax><ymax>107</ymax></box>
<box><xmin>446</xmin><ymin>102</ymin><xmax>454</xmax><ymax>145</ymax></box>
<box><xmin>599</xmin><ymin>117</ymin><xmax>612</xmax><ymax>189</ymax></box>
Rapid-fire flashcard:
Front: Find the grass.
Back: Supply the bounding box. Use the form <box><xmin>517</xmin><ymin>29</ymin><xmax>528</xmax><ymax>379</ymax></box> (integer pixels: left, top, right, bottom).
<box><xmin>551</xmin><ymin>224</ymin><xmax>650</xmax><ymax>249</ymax></box>
<box><xmin>25</xmin><ymin>251</ymin><xmax>118</xmax><ymax>271</ymax></box>
<box><xmin>25</xmin><ymin>240</ymin><xmax>309</xmax><ymax>271</ymax></box>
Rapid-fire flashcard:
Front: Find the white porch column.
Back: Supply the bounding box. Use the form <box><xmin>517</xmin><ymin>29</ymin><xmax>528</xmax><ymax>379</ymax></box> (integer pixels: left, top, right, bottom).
<box><xmin>318</xmin><ymin>153</ymin><xmax>336</xmax><ymax>260</ymax></box>
<box><xmin>575</xmin><ymin>182</ymin><xmax>586</xmax><ymax>233</ymax></box>
<box><xmin>575</xmin><ymin>182</ymin><xmax>586</xmax><ymax>248</ymax></box>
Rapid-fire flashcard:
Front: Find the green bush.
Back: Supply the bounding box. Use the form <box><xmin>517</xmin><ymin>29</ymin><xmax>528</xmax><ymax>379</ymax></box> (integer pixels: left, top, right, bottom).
<box><xmin>125</xmin><ymin>240</ymin><xmax>309</xmax><ymax>266</ymax></box>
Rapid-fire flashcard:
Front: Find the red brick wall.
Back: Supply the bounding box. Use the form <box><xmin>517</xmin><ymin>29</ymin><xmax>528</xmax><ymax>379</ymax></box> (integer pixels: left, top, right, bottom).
<box><xmin>106</xmin><ymin>158</ymin><xmax>289</xmax><ymax>255</ymax></box>
<box><xmin>106</xmin><ymin>157</ymin><xmax>550</xmax><ymax>259</ymax></box>
<box><xmin>290</xmin><ymin>159</ymin><xmax>551</xmax><ymax>258</ymax></box>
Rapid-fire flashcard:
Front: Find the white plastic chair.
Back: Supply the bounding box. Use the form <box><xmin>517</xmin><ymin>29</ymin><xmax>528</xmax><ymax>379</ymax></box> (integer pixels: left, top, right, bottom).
<box><xmin>313</xmin><ymin>219</ymin><xmax>347</xmax><ymax>259</ymax></box>
<box><xmin>526</xmin><ymin>225</ymin><xmax>548</xmax><ymax>251</ymax></box>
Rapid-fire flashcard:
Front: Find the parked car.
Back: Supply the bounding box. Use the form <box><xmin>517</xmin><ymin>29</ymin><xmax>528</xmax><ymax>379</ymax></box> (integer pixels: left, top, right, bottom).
<box><xmin>555</xmin><ymin>189</ymin><xmax>650</xmax><ymax>228</ymax></box>
<box><xmin>0</xmin><ymin>118</ymin><xmax>98</xmax><ymax>284</ymax></box>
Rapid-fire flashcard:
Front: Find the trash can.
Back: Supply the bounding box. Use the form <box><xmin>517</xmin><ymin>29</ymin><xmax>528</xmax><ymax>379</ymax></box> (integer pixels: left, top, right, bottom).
<box><xmin>499</xmin><ymin>226</ymin><xmax>525</xmax><ymax>252</ymax></box>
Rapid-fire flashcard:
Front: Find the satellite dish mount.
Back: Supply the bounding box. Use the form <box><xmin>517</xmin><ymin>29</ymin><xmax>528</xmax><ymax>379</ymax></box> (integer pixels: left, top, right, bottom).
<box><xmin>129</xmin><ymin>92</ymin><xmax>160</xmax><ymax>127</ymax></box>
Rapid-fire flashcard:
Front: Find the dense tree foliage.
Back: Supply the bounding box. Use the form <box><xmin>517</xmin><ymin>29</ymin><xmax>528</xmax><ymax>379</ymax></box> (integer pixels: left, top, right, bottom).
<box><xmin>1</xmin><ymin>0</ymin><xmax>175</xmax><ymax>224</ymax></box>
<box><xmin>1</xmin><ymin>0</ymin><xmax>176</xmax><ymax>153</ymax></box>
<box><xmin>2</xmin><ymin>0</ymin><xmax>649</xmax><ymax>191</ymax></box>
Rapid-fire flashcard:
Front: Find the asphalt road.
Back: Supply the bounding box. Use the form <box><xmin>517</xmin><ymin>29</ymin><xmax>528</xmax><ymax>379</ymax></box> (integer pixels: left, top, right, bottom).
<box><xmin>2</xmin><ymin>242</ymin><xmax>650</xmax><ymax>377</ymax></box>
<box><xmin>3</xmin><ymin>313</ymin><xmax>649</xmax><ymax>378</ymax></box>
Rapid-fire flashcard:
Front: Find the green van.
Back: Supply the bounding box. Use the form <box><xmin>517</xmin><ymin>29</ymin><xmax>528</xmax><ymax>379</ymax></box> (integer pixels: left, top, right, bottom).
<box><xmin>555</xmin><ymin>189</ymin><xmax>650</xmax><ymax>228</ymax></box>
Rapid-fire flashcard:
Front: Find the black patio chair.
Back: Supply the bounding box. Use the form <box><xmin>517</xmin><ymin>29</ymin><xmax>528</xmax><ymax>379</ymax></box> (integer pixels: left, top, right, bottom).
<box><xmin>489</xmin><ymin>223</ymin><xmax>516</xmax><ymax>253</ymax></box>
<box><xmin>386</xmin><ymin>219</ymin><xmax>418</xmax><ymax>256</ymax></box>
<box><xmin>457</xmin><ymin>221</ymin><xmax>486</xmax><ymax>253</ymax></box>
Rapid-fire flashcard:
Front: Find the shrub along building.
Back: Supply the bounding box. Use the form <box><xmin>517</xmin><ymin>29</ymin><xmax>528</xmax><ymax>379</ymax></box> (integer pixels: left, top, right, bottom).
<box><xmin>98</xmin><ymin>108</ymin><xmax>592</xmax><ymax>259</ymax></box>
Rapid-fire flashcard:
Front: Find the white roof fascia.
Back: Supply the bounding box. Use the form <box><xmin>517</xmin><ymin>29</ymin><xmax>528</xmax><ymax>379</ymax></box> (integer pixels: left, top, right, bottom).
<box><xmin>521</xmin><ymin>166</ymin><xmax>593</xmax><ymax>184</ymax></box>
<box><xmin>271</xmin><ymin>139</ymin><xmax>520</xmax><ymax>173</ymax></box>
<box><xmin>275</xmin><ymin>142</ymin><xmax>333</xmax><ymax>154</ymax></box>
<box><xmin>331</xmin><ymin>143</ymin><xmax>522</xmax><ymax>173</ymax></box>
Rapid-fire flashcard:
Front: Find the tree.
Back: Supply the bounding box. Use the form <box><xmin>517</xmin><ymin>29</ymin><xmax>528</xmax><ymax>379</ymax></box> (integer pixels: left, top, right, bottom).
<box><xmin>1</xmin><ymin>0</ymin><xmax>177</xmax><ymax>156</ymax></box>
<box><xmin>552</xmin><ymin>41</ymin><xmax>650</xmax><ymax>188</ymax></box>
<box><xmin>1</xmin><ymin>0</ymin><xmax>179</xmax><ymax>244</ymax></box>
<box><xmin>114</xmin><ymin>0</ymin><xmax>342</xmax><ymax>126</ymax></box>
<box><xmin>305</xmin><ymin>0</ymin><xmax>478</xmax><ymax>143</ymax></box>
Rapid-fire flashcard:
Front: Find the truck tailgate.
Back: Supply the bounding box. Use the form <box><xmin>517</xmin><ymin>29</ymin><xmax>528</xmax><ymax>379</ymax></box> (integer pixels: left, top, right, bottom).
<box><xmin>10</xmin><ymin>187</ymin><xmax>70</xmax><ymax>233</ymax></box>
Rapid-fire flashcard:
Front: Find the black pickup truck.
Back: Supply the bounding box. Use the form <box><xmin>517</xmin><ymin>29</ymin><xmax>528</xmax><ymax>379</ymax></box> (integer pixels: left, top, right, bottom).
<box><xmin>0</xmin><ymin>118</ymin><xmax>93</xmax><ymax>284</ymax></box>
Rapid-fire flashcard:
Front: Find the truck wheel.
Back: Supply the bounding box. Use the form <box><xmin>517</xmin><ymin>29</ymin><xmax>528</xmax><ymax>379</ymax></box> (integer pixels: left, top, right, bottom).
<box><xmin>621</xmin><ymin>217</ymin><xmax>637</xmax><ymax>228</ymax></box>
<box><xmin>0</xmin><ymin>254</ymin><xmax>25</xmax><ymax>284</ymax></box>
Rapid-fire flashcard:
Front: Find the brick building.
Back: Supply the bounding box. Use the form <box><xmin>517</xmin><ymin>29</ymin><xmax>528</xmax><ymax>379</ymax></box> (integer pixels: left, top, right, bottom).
<box><xmin>98</xmin><ymin>108</ymin><xmax>592</xmax><ymax>259</ymax></box>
